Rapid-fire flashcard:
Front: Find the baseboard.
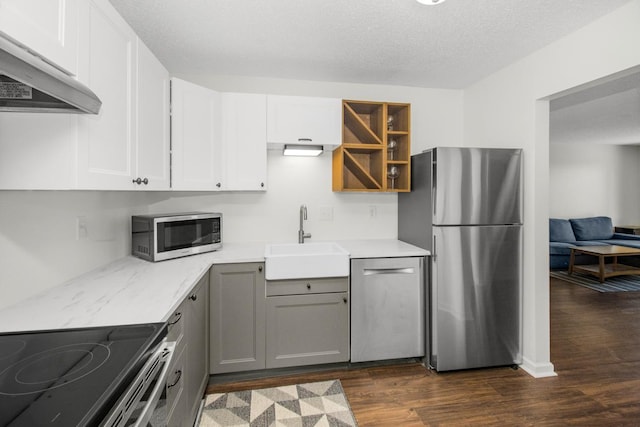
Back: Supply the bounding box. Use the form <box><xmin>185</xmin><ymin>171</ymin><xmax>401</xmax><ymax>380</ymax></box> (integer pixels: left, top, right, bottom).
<box><xmin>520</xmin><ymin>356</ymin><xmax>557</xmax><ymax>378</ymax></box>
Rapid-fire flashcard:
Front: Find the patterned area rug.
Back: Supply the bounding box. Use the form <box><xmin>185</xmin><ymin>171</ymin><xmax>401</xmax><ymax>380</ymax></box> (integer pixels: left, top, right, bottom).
<box><xmin>551</xmin><ymin>270</ymin><xmax>640</xmax><ymax>292</ymax></box>
<box><xmin>199</xmin><ymin>380</ymin><xmax>358</xmax><ymax>427</ymax></box>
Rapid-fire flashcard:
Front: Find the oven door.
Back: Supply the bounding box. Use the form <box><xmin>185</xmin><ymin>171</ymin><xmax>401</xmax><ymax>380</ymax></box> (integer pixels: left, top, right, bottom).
<box><xmin>101</xmin><ymin>339</ymin><xmax>176</xmax><ymax>427</ymax></box>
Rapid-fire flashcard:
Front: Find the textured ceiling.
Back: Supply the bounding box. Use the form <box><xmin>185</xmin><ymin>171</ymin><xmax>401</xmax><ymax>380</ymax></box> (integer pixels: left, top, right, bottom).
<box><xmin>108</xmin><ymin>0</ymin><xmax>632</xmax><ymax>89</ymax></box>
<box><xmin>108</xmin><ymin>0</ymin><xmax>639</xmax><ymax>145</ymax></box>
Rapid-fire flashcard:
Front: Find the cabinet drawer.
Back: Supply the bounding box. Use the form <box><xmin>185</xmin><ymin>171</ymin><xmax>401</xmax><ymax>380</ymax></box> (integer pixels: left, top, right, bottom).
<box><xmin>266</xmin><ymin>277</ymin><xmax>348</xmax><ymax>296</ymax></box>
<box><xmin>166</xmin><ymin>346</ymin><xmax>187</xmax><ymax>426</ymax></box>
<box><xmin>167</xmin><ymin>309</ymin><xmax>185</xmax><ymax>350</ymax></box>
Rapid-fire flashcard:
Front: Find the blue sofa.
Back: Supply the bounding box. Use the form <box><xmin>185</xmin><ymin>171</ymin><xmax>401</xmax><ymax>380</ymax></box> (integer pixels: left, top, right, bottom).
<box><xmin>549</xmin><ymin>216</ymin><xmax>640</xmax><ymax>269</ymax></box>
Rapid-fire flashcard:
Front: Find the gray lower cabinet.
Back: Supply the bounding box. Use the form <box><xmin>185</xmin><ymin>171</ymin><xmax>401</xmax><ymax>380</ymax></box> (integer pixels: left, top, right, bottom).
<box><xmin>166</xmin><ymin>272</ymin><xmax>210</xmax><ymax>427</ymax></box>
<box><xmin>265</xmin><ymin>277</ymin><xmax>349</xmax><ymax>369</ymax></box>
<box><xmin>210</xmin><ymin>262</ymin><xmax>266</xmax><ymax>374</ymax></box>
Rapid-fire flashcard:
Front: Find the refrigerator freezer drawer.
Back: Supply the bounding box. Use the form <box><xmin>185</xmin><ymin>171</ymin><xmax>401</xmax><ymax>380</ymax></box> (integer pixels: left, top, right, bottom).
<box><xmin>433</xmin><ymin>147</ymin><xmax>523</xmax><ymax>226</ymax></box>
<box><xmin>431</xmin><ymin>225</ymin><xmax>522</xmax><ymax>371</ymax></box>
<box><xmin>351</xmin><ymin>257</ymin><xmax>425</xmax><ymax>363</ymax></box>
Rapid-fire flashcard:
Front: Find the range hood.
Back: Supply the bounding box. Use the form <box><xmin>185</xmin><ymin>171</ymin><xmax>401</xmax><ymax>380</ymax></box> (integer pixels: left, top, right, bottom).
<box><xmin>0</xmin><ymin>36</ymin><xmax>101</xmax><ymax>114</ymax></box>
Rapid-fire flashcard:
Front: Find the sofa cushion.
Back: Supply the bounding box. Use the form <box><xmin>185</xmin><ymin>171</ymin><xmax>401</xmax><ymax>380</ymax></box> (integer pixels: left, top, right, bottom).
<box><xmin>613</xmin><ymin>233</ymin><xmax>640</xmax><ymax>241</ymax></box>
<box><xmin>549</xmin><ymin>242</ymin><xmax>574</xmax><ymax>256</ymax></box>
<box><xmin>549</xmin><ymin>218</ymin><xmax>576</xmax><ymax>242</ymax></box>
<box><xmin>570</xmin><ymin>216</ymin><xmax>614</xmax><ymax>241</ymax></box>
<box><xmin>597</xmin><ymin>239</ymin><xmax>640</xmax><ymax>249</ymax></box>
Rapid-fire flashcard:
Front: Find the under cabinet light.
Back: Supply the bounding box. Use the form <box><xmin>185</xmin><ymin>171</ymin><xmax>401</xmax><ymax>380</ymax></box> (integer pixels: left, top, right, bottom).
<box><xmin>416</xmin><ymin>0</ymin><xmax>447</xmax><ymax>4</ymax></box>
<box><xmin>283</xmin><ymin>144</ymin><xmax>323</xmax><ymax>157</ymax></box>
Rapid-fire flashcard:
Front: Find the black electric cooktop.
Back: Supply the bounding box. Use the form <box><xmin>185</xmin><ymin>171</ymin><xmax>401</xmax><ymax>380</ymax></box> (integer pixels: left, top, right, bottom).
<box><xmin>0</xmin><ymin>323</ymin><xmax>166</xmax><ymax>427</ymax></box>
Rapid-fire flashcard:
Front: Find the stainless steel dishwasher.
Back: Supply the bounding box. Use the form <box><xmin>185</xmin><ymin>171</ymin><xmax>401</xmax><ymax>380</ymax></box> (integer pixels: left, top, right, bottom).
<box><xmin>350</xmin><ymin>256</ymin><xmax>425</xmax><ymax>363</ymax></box>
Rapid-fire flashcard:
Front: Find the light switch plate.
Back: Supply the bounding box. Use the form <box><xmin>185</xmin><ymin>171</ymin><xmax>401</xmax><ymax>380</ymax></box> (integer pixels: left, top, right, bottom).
<box><xmin>319</xmin><ymin>206</ymin><xmax>333</xmax><ymax>221</ymax></box>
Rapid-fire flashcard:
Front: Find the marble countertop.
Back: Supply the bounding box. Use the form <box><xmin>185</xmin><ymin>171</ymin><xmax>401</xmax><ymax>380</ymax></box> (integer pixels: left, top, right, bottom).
<box><xmin>0</xmin><ymin>240</ymin><xmax>428</xmax><ymax>333</ymax></box>
<box><xmin>338</xmin><ymin>239</ymin><xmax>428</xmax><ymax>259</ymax></box>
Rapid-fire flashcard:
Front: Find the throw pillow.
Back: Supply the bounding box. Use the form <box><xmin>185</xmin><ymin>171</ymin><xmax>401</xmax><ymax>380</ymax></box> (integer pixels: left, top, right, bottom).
<box><xmin>570</xmin><ymin>216</ymin><xmax>614</xmax><ymax>240</ymax></box>
<box><xmin>549</xmin><ymin>218</ymin><xmax>576</xmax><ymax>242</ymax></box>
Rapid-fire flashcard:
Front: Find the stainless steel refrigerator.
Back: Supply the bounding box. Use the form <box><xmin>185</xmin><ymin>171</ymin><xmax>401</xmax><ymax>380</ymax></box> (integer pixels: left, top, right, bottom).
<box><xmin>398</xmin><ymin>147</ymin><xmax>523</xmax><ymax>371</ymax></box>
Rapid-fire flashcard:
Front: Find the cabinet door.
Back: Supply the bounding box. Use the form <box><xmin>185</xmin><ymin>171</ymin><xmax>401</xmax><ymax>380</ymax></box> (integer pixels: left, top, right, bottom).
<box><xmin>266</xmin><ymin>95</ymin><xmax>341</xmax><ymax>147</ymax></box>
<box><xmin>77</xmin><ymin>0</ymin><xmax>137</xmax><ymax>189</ymax></box>
<box><xmin>210</xmin><ymin>263</ymin><xmax>266</xmax><ymax>373</ymax></box>
<box><xmin>221</xmin><ymin>92</ymin><xmax>267</xmax><ymax>191</ymax></box>
<box><xmin>0</xmin><ymin>0</ymin><xmax>80</xmax><ymax>75</ymax></box>
<box><xmin>171</xmin><ymin>78</ymin><xmax>222</xmax><ymax>191</ymax></box>
<box><xmin>185</xmin><ymin>274</ymin><xmax>209</xmax><ymax>424</ymax></box>
<box><xmin>134</xmin><ymin>39</ymin><xmax>170</xmax><ymax>190</ymax></box>
<box><xmin>165</xmin><ymin>346</ymin><xmax>187</xmax><ymax>427</ymax></box>
<box><xmin>266</xmin><ymin>292</ymin><xmax>349</xmax><ymax>369</ymax></box>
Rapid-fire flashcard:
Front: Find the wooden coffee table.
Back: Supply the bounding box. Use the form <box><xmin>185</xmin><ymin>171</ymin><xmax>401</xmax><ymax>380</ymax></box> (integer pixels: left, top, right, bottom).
<box><xmin>568</xmin><ymin>245</ymin><xmax>640</xmax><ymax>283</ymax></box>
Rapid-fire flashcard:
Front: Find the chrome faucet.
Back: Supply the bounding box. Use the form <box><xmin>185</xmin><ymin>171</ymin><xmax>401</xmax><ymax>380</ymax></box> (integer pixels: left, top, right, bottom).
<box><xmin>298</xmin><ymin>204</ymin><xmax>311</xmax><ymax>243</ymax></box>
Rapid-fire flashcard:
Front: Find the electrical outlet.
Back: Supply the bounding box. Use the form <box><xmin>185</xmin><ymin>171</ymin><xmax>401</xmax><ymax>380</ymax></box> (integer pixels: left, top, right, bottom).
<box><xmin>369</xmin><ymin>205</ymin><xmax>377</xmax><ymax>218</ymax></box>
<box><xmin>76</xmin><ymin>216</ymin><xmax>88</xmax><ymax>240</ymax></box>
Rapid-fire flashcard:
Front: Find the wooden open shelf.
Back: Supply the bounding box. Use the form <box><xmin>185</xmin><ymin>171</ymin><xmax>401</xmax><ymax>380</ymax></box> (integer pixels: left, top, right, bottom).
<box><xmin>343</xmin><ymin>102</ymin><xmax>384</xmax><ymax>145</ymax></box>
<box><xmin>333</xmin><ymin>100</ymin><xmax>410</xmax><ymax>192</ymax></box>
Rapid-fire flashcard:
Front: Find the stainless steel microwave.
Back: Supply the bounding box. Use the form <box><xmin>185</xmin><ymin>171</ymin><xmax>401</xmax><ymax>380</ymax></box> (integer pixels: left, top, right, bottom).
<box><xmin>132</xmin><ymin>212</ymin><xmax>222</xmax><ymax>261</ymax></box>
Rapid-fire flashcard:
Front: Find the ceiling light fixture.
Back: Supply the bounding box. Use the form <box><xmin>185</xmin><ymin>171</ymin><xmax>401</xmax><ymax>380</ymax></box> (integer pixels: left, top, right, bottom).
<box><xmin>283</xmin><ymin>144</ymin><xmax>324</xmax><ymax>157</ymax></box>
<box><xmin>416</xmin><ymin>0</ymin><xmax>447</xmax><ymax>5</ymax></box>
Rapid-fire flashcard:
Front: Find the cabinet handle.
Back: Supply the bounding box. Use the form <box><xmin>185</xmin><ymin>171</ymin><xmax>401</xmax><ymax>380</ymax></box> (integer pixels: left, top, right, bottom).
<box><xmin>298</xmin><ymin>138</ymin><xmax>312</xmax><ymax>142</ymax></box>
<box><xmin>258</xmin><ymin>265</ymin><xmax>263</xmax><ymax>272</ymax></box>
<box><xmin>167</xmin><ymin>370</ymin><xmax>182</xmax><ymax>388</ymax></box>
<box><xmin>168</xmin><ymin>312</ymin><xmax>182</xmax><ymax>325</ymax></box>
<box><xmin>306</xmin><ymin>283</ymin><xmax>311</xmax><ymax>290</ymax></box>
<box><xmin>343</xmin><ymin>297</ymin><xmax>348</xmax><ymax>303</ymax></box>
<box><xmin>260</xmin><ymin>182</ymin><xmax>264</xmax><ymax>188</ymax></box>
<box><xmin>216</xmin><ymin>182</ymin><xmax>221</xmax><ymax>188</ymax></box>
<box><xmin>189</xmin><ymin>294</ymin><xmax>197</xmax><ymax>301</ymax></box>
<box><xmin>132</xmin><ymin>177</ymin><xmax>149</xmax><ymax>185</ymax></box>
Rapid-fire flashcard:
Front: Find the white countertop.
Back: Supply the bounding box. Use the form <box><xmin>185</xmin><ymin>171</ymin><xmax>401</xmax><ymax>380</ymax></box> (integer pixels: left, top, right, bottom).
<box><xmin>0</xmin><ymin>240</ymin><xmax>427</xmax><ymax>333</ymax></box>
<box><xmin>338</xmin><ymin>239</ymin><xmax>428</xmax><ymax>258</ymax></box>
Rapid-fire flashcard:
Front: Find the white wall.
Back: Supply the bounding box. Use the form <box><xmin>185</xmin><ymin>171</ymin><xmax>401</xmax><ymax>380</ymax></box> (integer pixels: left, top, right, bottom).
<box><xmin>0</xmin><ymin>78</ymin><xmax>463</xmax><ymax>309</ymax></box>
<box><xmin>464</xmin><ymin>0</ymin><xmax>640</xmax><ymax>377</ymax></box>
<box><xmin>549</xmin><ymin>143</ymin><xmax>640</xmax><ymax>222</ymax></box>
<box><xmin>0</xmin><ymin>191</ymin><xmax>155</xmax><ymax>308</ymax></box>
<box><xmin>145</xmin><ymin>151</ymin><xmax>400</xmax><ymax>244</ymax></box>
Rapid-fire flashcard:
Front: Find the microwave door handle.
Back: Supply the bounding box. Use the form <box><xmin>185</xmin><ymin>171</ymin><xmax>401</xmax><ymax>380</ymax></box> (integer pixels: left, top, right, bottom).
<box><xmin>132</xmin><ymin>342</ymin><xmax>176</xmax><ymax>427</ymax></box>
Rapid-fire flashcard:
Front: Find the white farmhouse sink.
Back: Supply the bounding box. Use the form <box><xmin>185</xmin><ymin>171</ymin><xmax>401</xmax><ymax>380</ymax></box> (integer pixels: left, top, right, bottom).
<box><xmin>264</xmin><ymin>242</ymin><xmax>350</xmax><ymax>280</ymax></box>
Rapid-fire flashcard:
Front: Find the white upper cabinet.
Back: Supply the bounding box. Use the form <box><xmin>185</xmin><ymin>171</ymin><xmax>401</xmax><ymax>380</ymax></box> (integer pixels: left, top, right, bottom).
<box><xmin>135</xmin><ymin>39</ymin><xmax>170</xmax><ymax>190</ymax></box>
<box><xmin>220</xmin><ymin>92</ymin><xmax>267</xmax><ymax>191</ymax></box>
<box><xmin>171</xmin><ymin>78</ymin><xmax>222</xmax><ymax>191</ymax></box>
<box><xmin>76</xmin><ymin>0</ymin><xmax>169</xmax><ymax>190</ymax></box>
<box><xmin>171</xmin><ymin>82</ymin><xmax>268</xmax><ymax>192</ymax></box>
<box><xmin>266</xmin><ymin>95</ymin><xmax>342</xmax><ymax>150</ymax></box>
<box><xmin>0</xmin><ymin>0</ymin><xmax>80</xmax><ymax>75</ymax></box>
<box><xmin>0</xmin><ymin>0</ymin><xmax>170</xmax><ymax>191</ymax></box>
<box><xmin>76</xmin><ymin>0</ymin><xmax>137</xmax><ymax>190</ymax></box>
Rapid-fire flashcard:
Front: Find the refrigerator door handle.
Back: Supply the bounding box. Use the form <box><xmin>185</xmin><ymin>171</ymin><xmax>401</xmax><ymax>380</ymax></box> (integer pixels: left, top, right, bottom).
<box><xmin>432</xmin><ymin>235</ymin><xmax>437</xmax><ymax>260</ymax></box>
<box><xmin>432</xmin><ymin>160</ymin><xmax>437</xmax><ymax>217</ymax></box>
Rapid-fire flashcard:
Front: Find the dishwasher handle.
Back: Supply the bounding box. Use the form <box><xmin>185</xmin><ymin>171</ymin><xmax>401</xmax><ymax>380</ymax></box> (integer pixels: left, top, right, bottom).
<box><xmin>363</xmin><ymin>267</ymin><xmax>415</xmax><ymax>276</ymax></box>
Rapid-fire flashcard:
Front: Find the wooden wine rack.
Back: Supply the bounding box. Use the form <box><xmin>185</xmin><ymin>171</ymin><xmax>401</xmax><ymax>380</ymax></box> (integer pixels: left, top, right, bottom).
<box><xmin>332</xmin><ymin>100</ymin><xmax>410</xmax><ymax>192</ymax></box>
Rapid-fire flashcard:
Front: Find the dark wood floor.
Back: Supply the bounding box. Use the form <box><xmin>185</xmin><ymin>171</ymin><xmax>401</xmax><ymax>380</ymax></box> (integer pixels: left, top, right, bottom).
<box><xmin>206</xmin><ymin>276</ymin><xmax>640</xmax><ymax>425</ymax></box>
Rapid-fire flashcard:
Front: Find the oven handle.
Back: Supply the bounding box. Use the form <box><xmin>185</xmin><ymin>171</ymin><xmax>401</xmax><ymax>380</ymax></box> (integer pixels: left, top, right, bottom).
<box><xmin>101</xmin><ymin>339</ymin><xmax>176</xmax><ymax>427</ymax></box>
<box><xmin>132</xmin><ymin>341</ymin><xmax>176</xmax><ymax>427</ymax></box>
